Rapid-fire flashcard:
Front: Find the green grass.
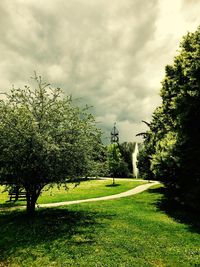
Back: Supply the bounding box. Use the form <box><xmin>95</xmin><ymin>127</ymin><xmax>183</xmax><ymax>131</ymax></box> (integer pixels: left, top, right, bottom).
<box><xmin>0</xmin><ymin>184</ymin><xmax>199</xmax><ymax>266</ymax></box>
<box><xmin>0</xmin><ymin>179</ymin><xmax>145</xmax><ymax>207</ymax></box>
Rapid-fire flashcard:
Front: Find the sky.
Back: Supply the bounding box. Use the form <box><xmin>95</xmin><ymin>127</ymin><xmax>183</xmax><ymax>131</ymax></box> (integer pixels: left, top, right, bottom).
<box><xmin>0</xmin><ymin>0</ymin><xmax>199</xmax><ymax>143</ymax></box>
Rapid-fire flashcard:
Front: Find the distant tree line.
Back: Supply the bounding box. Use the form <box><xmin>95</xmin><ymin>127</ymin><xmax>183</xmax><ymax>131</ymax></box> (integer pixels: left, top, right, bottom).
<box><xmin>106</xmin><ymin>142</ymin><xmax>136</xmax><ymax>178</ymax></box>
<box><xmin>138</xmin><ymin>26</ymin><xmax>200</xmax><ymax>211</ymax></box>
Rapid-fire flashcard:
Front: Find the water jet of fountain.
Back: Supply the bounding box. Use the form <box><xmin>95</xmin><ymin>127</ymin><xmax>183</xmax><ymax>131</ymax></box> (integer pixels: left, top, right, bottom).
<box><xmin>132</xmin><ymin>142</ymin><xmax>139</xmax><ymax>178</ymax></box>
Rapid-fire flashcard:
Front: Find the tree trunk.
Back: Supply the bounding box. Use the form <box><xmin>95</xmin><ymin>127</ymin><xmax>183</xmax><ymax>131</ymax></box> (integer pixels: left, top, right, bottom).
<box><xmin>26</xmin><ymin>199</ymin><xmax>36</xmax><ymax>215</ymax></box>
<box><xmin>26</xmin><ymin>192</ymin><xmax>37</xmax><ymax>215</ymax></box>
<box><xmin>15</xmin><ymin>185</ymin><xmax>20</xmax><ymax>201</ymax></box>
<box><xmin>25</xmin><ymin>184</ymin><xmax>44</xmax><ymax>215</ymax></box>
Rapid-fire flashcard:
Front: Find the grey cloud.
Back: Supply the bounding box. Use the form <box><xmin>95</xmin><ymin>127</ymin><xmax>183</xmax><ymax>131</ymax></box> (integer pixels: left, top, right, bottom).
<box><xmin>0</xmin><ymin>0</ymin><xmax>198</xmax><ymax>142</ymax></box>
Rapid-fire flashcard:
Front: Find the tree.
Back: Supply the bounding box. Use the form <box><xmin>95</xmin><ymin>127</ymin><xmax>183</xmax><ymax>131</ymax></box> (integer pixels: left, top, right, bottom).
<box><xmin>0</xmin><ymin>73</ymin><xmax>102</xmax><ymax>214</ymax></box>
<box><xmin>138</xmin><ymin>26</ymin><xmax>200</xmax><ymax>211</ymax></box>
<box><xmin>159</xmin><ymin>27</ymin><xmax>200</xmax><ymax>210</ymax></box>
<box><xmin>138</xmin><ymin>107</ymin><xmax>171</xmax><ymax>181</ymax></box>
<box><xmin>107</xmin><ymin>143</ymin><xmax>130</xmax><ymax>183</ymax></box>
<box><xmin>118</xmin><ymin>142</ymin><xmax>135</xmax><ymax>177</ymax></box>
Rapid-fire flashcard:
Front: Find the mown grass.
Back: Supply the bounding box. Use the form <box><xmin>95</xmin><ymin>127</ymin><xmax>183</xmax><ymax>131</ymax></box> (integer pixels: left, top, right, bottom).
<box><xmin>0</xmin><ymin>179</ymin><xmax>145</xmax><ymax>207</ymax></box>
<box><xmin>0</xmin><ymin>184</ymin><xmax>199</xmax><ymax>266</ymax></box>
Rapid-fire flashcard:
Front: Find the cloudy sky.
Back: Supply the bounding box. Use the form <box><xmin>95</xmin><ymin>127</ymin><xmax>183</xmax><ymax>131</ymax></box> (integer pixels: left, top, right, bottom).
<box><xmin>0</xmin><ymin>0</ymin><xmax>199</xmax><ymax>143</ymax></box>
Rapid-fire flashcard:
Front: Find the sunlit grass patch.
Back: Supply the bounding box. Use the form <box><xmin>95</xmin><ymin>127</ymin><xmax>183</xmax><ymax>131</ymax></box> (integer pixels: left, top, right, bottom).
<box><xmin>1</xmin><ymin>184</ymin><xmax>199</xmax><ymax>266</ymax></box>
<box><xmin>0</xmin><ymin>179</ymin><xmax>145</xmax><ymax>207</ymax></box>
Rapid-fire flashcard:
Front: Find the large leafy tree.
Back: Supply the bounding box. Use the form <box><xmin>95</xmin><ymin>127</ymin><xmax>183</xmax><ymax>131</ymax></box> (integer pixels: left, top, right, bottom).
<box><xmin>0</xmin><ymin>74</ymin><xmax>102</xmax><ymax>214</ymax></box>
<box><xmin>138</xmin><ymin>26</ymin><xmax>200</xmax><ymax>211</ymax></box>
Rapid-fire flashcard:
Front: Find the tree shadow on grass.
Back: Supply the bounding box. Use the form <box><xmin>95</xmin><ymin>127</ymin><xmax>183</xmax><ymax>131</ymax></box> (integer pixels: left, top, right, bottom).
<box><xmin>148</xmin><ymin>187</ymin><xmax>200</xmax><ymax>234</ymax></box>
<box><xmin>0</xmin><ymin>207</ymin><xmax>115</xmax><ymax>263</ymax></box>
<box><xmin>105</xmin><ymin>184</ymin><xmax>121</xmax><ymax>187</ymax></box>
<box><xmin>0</xmin><ymin>202</ymin><xmax>25</xmax><ymax>209</ymax></box>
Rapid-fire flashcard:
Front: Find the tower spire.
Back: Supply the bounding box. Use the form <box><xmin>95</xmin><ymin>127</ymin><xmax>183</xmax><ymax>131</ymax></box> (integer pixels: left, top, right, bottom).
<box><xmin>111</xmin><ymin>122</ymin><xmax>119</xmax><ymax>144</ymax></box>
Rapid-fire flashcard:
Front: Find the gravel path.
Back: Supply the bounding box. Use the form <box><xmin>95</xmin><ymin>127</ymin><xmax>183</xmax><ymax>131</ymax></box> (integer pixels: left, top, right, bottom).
<box><xmin>38</xmin><ymin>181</ymin><xmax>159</xmax><ymax>208</ymax></box>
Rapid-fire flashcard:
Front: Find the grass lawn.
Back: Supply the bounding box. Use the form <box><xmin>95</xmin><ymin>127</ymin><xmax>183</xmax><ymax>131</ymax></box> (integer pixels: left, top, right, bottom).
<box><xmin>0</xmin><ymin>185</ymin><xmax>199</xmax><ymax>266</ymax></box>
<box><xmin>0</xmin><ymin>179</ymin><xmax>145</xmax><ymax>207</ymax></box>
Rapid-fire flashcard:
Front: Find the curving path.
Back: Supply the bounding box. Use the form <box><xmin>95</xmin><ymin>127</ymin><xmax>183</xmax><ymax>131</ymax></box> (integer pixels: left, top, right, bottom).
<box><xmin>38</xmin><ymin>181</ymin><xmax>159</xmax><ymax>208</ymax></box>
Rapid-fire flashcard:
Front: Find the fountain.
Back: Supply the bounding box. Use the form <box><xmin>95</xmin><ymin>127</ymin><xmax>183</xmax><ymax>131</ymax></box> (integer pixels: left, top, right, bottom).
<box><xmin>132</xmin><ymin>142</ymin><xmax>139</xmax><ymax>178</ymax></box>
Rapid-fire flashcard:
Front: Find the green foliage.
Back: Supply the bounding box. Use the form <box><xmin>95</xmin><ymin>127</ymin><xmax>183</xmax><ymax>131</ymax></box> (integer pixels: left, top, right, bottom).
<box><xmin>119</xmin><ymin>142</ymin><xmax>135</xmax><ymax>177</ymax></box>
<box><xmin>138</xmin><ymin>26</ymin><xmax>200</xmax><ymax>210</ymax></box>
<box><xmin>107</xmin><ymin>144</ymin><xmax>121</xmax><ymax>177</ymax></box>
<box><xmin>114</xmin><ymin>160</ymin><xmax>130</xmax><ymax>178</ymax></box>
<box><xmin>137</xmin><ymin>145</ymin><xmax>152</xmax><ymax>180</ymax></box>
<box><xmin>0</xmin><ymin>73</ymin><xmax>102</xmax><ymax>214</ymax></box>
<box><xmin>107</xmin><ymin>144</ymin><xmax>130</xmax><ymax>178</ymax></box>
<box><xmin>92</xmin><ymin>144</ymin><xmax>109</xmax><ymax>177</ymax></box>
